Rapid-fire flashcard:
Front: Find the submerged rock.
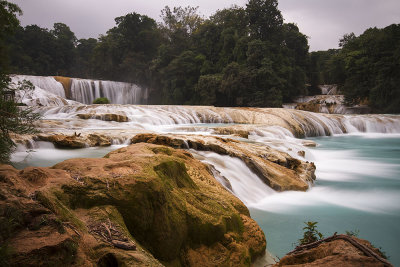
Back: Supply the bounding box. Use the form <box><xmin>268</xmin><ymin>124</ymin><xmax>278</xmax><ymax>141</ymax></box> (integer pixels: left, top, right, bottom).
<box><xmin>0</xmin><ymin>143</ymin><xmax>266</xmax><ymax>266</ymax></box>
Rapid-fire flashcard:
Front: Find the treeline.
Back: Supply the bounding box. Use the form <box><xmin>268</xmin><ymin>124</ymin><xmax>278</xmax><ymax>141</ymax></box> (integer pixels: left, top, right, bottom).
<box><xmin>309</xmin><ymin>24</ymin><xmax>400</xmax><ymax>113</ymax></box>
<box><xmin>5</xmin><ymin>0</ymin><xmax>309</xmax><ymax>107</ymax></box>
<box><xmin>4</xmin><ymin>1</ymin><xmax>399</xmax><ymax>111</ymax></box>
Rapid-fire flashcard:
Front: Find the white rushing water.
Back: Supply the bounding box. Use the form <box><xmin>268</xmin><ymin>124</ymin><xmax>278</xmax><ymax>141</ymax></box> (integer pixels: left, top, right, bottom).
<box><xmin>69</xmin><ymin>78</ymin><xmax>143</xmax><ymax>104</ymax></box>
<box><xmin>191</xmin><ymin>150</ymin><xmax>275</xmax><ymax>205</ymax></box>
<box><xmin>11</xmin><ymin>75</ymin><xmax>66</xmax><ymax>97</ymax></box>
<box><xmin>10</xmin><ymin>75</ymin><xmax>145</xmax><ymax>105</ymax></box>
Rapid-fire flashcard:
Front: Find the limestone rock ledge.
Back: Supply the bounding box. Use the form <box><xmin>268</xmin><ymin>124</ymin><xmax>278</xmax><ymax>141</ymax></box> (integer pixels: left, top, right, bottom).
<box><xmin>0</xmin><ymin>143</ymin><xmax>266</xmax><ymax>266</ymax></box>
<box><xmin>131</xmin><ymin>133</ymin><xmax>316</xmax><ymax>191</ymax></box>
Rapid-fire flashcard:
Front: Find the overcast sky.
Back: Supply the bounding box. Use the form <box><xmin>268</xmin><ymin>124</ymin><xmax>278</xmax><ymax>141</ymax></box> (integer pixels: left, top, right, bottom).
<box><xmin>10</xmin><ymin>0</ymin><xmax>400</xmax><ymax>51</ymax></box>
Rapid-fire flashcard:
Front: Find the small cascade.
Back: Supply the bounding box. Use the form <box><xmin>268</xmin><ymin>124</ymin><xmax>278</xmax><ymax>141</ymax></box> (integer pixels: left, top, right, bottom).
<box><xmin>33</xmin><ymin>105</ymin><xmax>400</xmax><ymax>137</ymax></box>
<box><xmin>11</xmin><ymin>75</ymin><xmax>66</xmax><ymax>98</ymax></box>
<box><xmin>191</xmin><ymin>150</ymin><xmax>275</xmax><ymax>205</ymax></box>
<box><xmin>69</xmin><ymin>78</ymin><xmax>143</xmax><ymax>104</ymax></box>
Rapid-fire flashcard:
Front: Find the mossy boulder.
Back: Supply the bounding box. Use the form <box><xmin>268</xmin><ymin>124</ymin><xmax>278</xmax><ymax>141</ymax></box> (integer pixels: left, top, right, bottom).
<box><xmin>0</xmin><ymin>143</ymin><xmax>267</xmax><ymax>266</ymax></box>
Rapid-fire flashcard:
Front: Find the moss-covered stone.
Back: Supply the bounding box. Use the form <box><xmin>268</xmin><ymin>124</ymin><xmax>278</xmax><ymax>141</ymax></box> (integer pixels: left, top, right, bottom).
<box><xmin>0</xmin><ymin>143</ymin><xmax>266</xmax><ymax>266</ymax></box>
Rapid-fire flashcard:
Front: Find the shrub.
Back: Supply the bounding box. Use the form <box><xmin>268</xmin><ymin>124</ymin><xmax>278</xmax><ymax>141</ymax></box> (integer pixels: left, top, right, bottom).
<box><xmin>298</xmin><ymin>221</ymin><xmax>323</xmax><ymax>245</ymax></box>
<box><xmin>93</xmin><ymin>97</ymin><xmax>110</xmax><ymax>104</ymax></box>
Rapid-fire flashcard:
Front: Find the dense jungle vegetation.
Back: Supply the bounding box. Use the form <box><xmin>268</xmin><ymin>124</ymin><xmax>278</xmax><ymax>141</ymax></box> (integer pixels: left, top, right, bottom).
<box><xmin>2</xmin><ymin>0</ymin><xmax>400</xmax><ymax>112</ymax></box>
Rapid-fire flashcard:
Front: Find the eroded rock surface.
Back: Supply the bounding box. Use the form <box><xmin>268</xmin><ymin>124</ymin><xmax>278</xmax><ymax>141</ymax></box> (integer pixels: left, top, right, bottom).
<box><xmin>36</xmin><ymin>133</ymin><xmax>112</xmax><ymax>148</ymax></box>
<box><xmin>273</xmin><ymin>234</ymin><xmax>392</xmax><ymax>267</ymax></box>
<box><xmin>131</xmin><ymin>133</ymin><xmax>316</xmax><ymax>191</ymax></box>
<box><xmin>77</xmin><ymin>113</ymin><xmax>129</xmax><ymax>122</ymax></box>
<box><xmin>0</xmin><ymin>143</ymin><xmax>266</xmax><ymax>266</ymax></box>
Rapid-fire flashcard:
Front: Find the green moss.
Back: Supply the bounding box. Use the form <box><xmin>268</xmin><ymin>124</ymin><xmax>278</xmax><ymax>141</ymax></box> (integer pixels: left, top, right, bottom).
<box><xmin>0</xmin><ymin>205</ymin><xmax>24</xmax><ymax>241</ymax></box>
<box><xmin>151</xmin><ymin>147</ymin><xmax>173</xmax><ymax>156</ymax></box>
<box><xmin>36</xmin><ymin>190</ymin><xmax>85</xmax><ymax>231</ymax></box>
<box><xmin>0</xmin><ymin>244</ymin><xmax>13</xmax><ymax>266</ymax></box>
<box><xmin>154</xmin><ymin>161</ymin><xmax>197</xmax><ymax>189</ymax></box>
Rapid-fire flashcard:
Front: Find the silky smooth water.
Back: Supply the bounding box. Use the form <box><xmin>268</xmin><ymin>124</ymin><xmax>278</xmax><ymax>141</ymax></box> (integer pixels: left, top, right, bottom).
<box><xmin>11</xmin><ymin>142</ymin><xmax>126</xmax><ymax>169</ymax></box>
<box><xmin>250</xmin><ymin>134</ymin><xmax>400</xmax><ymax>265</ymax></box>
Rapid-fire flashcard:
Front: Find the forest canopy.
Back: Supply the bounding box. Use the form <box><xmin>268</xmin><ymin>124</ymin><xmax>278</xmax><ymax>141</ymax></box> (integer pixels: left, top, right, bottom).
<box><xmin>2</xmin><ymin>0</ymin><xmax>400</xmax><ymax>112</ymax></box>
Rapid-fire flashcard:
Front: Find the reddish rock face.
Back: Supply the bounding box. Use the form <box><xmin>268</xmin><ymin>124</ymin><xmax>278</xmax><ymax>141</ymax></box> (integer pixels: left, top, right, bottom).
<box><xmin>0</xmin><ymin>143</ymin><xmax>266</xmax><ymax>266</ymax></box>
<box><xmin>274</xmin><ymin>235</ymin><xmax>391</xmax><ymax>267</ymax></box>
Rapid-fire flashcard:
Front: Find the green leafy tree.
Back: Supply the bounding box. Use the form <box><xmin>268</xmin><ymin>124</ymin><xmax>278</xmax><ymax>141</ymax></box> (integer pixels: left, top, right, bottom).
<box><xmin>195</xmin><ymin>74</ymin><xmax>221</xmax><ymax>105</ymax></box>
<box><xmin>0</xmin><ymin>1</ymin><xmax>40</xmax><ymax>163</ymax></box>
<box><xmin>246</xmin><ymin>0</ymin><xmax>283</xmax><ymax>41</ymax></box>
<box><xmin>51</xmin><ymin>22</ymin><xmax>77</xmax><ymax>75</ymax></box>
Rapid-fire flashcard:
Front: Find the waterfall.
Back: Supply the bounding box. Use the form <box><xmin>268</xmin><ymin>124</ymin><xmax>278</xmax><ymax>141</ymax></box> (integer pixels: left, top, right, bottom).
<box><xmin>69</xmin><ymin>78</ymin><xmax>143</xmax><ymax>104</ymax></box>
<box><xmin>10</xmin><ymin>75</ymin><xmax>145</xmax><ymax>105</ymax></box>
<box><xmin>191</xmin><ymin>150</ymin><xmax>275</xmax><ymax>205</ymax></box>
<box><xmin>35</xmin><ymin>105</ymin><xmax>400</xmax><ymax>137</ymax></box>
<box><xmin>11</xmin><ymin>75</ymin><xmax>66</xmax><ymax>98</ymax></box>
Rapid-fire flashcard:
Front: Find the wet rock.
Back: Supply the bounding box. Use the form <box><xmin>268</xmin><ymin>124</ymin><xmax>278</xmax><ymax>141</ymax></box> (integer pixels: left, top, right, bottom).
<box><xmin>302</xmin><ymin>140</ymin><xmax>317</xmax><ymax>147</ymax></box>
<box><xmin>131</xmin><ymin>133</ymin><xmax>315</xmax><ymax>191</ymax></box>
<box><xmin>37</xmin><ymin>134</ymin><xmax>86</xmax><ymax>148</ymax></box>
<box><xmin>274</xmin><ymin>234</ymin><xmax>393</xmax><ymax>267</ymax></box>
<box><xmin>87</xmin><ymin>134</ymin><xmax>111</xmax><ymax>147</ymax></box>
<box><xmin>297</xmin><ymin>150</ymin><xmax>305</xmax><ymax>157</ymax></box>
<box><xmin>77</xmin><ymin>113</ymin><xmax>129</xmax><ymax>122</ymax></box>
<box><xmin>0</xmin><ymin>143</ymin><xmax>266</xmax><ymax>266</ymax></box>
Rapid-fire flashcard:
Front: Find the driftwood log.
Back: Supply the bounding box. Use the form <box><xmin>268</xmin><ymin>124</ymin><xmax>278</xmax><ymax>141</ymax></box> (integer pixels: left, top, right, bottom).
<box><xmin>288</xmin><ymin>234</ymin><xmax>393</xmax><ymax>267</ymax></box>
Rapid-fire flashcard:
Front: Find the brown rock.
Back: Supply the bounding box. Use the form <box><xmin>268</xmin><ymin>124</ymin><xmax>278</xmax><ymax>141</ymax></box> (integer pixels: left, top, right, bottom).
<box><xmin>77</xmin><ymin>113</ymin><xmax>129</xmax><ymax>122</ymax></box>
<box><xmin>274</xmin><ymin>235</ymin><xmax>392</xmax><ymax>267</ymax></box>
<box><xmin>38</xmin><ymin>134</ymin><xmax>86</xmax><ymax>148</ymax></box>
<box><xmin>0</xmin><ymin>143</ymin><xmax>265</xmax><ymax>266</ymax></box>
<box><xmin>131</xmin><ymin>133</ymin><xmax>315</xmax><ymax>191</ymax></box>
<box><xmin>87</xmin><ymin>134</ymin><xmax>111</xmax><ymax>147</ymax></box>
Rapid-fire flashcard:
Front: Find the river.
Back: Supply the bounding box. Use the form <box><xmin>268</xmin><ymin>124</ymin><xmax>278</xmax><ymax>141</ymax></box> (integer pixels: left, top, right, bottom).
<box><xmin>250</xmin><ymin>133</ymin><xmax>400</xmax><ymax>265</ymax></box>
<box><xmin>8</xmin><ymin>75</ymin><xmax>400</xmax><ymax>265</ymax></box>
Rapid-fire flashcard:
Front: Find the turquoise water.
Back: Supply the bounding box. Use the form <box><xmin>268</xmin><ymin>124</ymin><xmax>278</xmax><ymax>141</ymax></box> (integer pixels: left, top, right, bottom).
<box><xmin>250</xmin><ymin>134</ymin><xmax>400</xmax><ymax>265</ymax></box>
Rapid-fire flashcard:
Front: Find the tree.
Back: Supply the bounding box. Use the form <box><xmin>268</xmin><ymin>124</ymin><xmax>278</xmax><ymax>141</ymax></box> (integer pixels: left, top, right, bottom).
<box><xmin>195</xmin><ymin>74</ymin><xmax>221</xmax><ymax>105</ymax></box>
<box><xmin>246</xmin><ymin>0</ymin><xmax>283</xmax><ymax>41</ymax></box>
<box><xmin>0</xmin><ymin>1</ymin><xmax>40</xmax><ymax>163</ymax></box>
<box><xmin>51</xmin><ymin>22</ymin><xmax>77</xmax><ymax>75</ymax></box>
<box><xmin>0</xmin><ymin>0</ymin><xmax>22</xmax><ymax>73</ymax></box>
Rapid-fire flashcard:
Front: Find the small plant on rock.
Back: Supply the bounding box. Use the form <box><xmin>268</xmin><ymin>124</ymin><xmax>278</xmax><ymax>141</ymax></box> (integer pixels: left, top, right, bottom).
<box><xmin>93</xmin><ymin>97</ymin><xmax>110</xmax><ymax>104</ymax></box>
<box><xmin>298</xmin><ymin>221</ymin><xmax>324</xmax><ymax>245</ymax></box>
<box><xmin>345</xmin><ymin>229</ymin><xmax>360</xmax><ymax>237</ymax></box>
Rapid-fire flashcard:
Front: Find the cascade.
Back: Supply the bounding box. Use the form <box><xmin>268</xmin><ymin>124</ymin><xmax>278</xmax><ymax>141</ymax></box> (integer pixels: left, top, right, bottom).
<box><xmin>11</xmin><ymin>75</ymin><xmax>66</xmax><ymax>98</ymax></box>
<box><xmin>10</xmin><ymin>75</ymin><xmax>145</xmax><ymax>105</ymax></box>
<box><xmin>34</xmin><ymin>105</ymin><xmax>400</xmax><ymax>137</ymax></box>
<box><xmin>191</xmin><ymin>150</ymin><xmax>275</xmax><ymax>205</ymax></box>
<box><xmin>69</xmin><ymin>78</ymin><xmax>143</xmax><ymax>104</ymax></box>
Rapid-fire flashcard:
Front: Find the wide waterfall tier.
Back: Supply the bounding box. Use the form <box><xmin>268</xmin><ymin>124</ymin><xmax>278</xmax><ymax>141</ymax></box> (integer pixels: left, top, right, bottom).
<box><xmin>69</xmin><ymin>78</ymin><xmax>144</xmax><ymax>104</ymax></box>
<box><xmin>35</xmin><ymin>105</ymin><xmax>400</xmax><ymax>138</ymax></box>
<box><xmin>10</xmin><ymin>75</ymin><xmax>145</xmax><ymax>105</ymax></box>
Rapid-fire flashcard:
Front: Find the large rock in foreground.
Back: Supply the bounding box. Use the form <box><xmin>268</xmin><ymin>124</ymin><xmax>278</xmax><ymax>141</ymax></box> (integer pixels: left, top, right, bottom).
<box><xmin>0</xmin><ymin>143</ymin><xmax>266</xmax><ymax>266</ymax></box>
